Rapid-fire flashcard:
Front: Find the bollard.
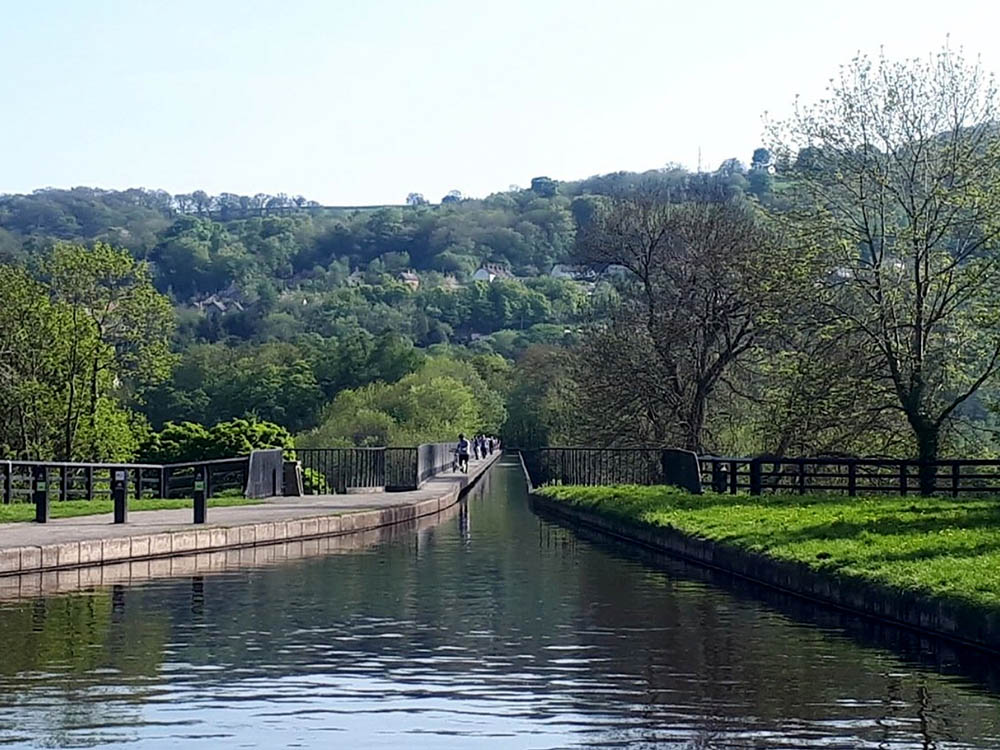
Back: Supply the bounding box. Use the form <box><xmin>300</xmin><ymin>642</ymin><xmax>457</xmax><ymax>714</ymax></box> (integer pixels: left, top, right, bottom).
<box><xmin>33</xmin><ymin>466</ymin><xmax>49</xmax><ymax>523</ymax></box>
<box><xmin>193</xmin><ymin>468</ymin><xmax>207</xmax><ymax>524</ymax></box>
<box><xmin>112</xmin><ymin>469</ymin><xmax>128</xmax><ymax>524</ymax></box>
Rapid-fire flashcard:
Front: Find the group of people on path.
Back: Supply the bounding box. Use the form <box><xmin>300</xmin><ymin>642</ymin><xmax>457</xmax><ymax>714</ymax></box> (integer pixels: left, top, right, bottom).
<box><xmin>454</xmin><ymin>433</ymin><xmax>501</xmax><ymax>473</ymax></box>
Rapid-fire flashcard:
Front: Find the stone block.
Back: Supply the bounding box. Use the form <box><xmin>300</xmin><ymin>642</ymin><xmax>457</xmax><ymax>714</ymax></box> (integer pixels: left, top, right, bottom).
<box><xmin>57</xmin><ymin>542</ymin><xmax>80</xmax><ymax>568</ymax></box>
<box><xmin>149</xmin><ymin>534</ymin><xmax>172</xmax><ymax>556</ymax></box>
<box><xmin>172</xmin><ymin>532</ymin><xmax>197</xmax><ymax>553</ymax></box>
<box><xmin>661</xmin><ymin>449</ymin><xmax>702</xmax><ymax>494</ymax></box>
<box><xmin>130</xmin><ymin>536</ymin><xmax>150</xmax><ymax>558</ymax></box>
<box><xmin>210</xmin><ymin>529</ymin><xmax>228</xmax><ymax>548</ymax></box>
<box><xmin>285</xmin><ymin>520</ymin><xmax>302</xmax><ymax>539</ymax></box>
<box><xmin>41</xmin><ymin>545</ymin><xmax>59</xmax><ymax>570</ymax></box>
<box><xmin>225</xmin><ymin>527</ymin><xmax>242</xmax><ymax>547</ymax></box>
<box><xmin>301</xmin><ymin>518</ymin><xmax>319</xmax><ymax>537</ymax></box>
<box><xmin>239</xmin><ymin>525</ymin><xmax>256</xmax><ymax>546</ymax></box>
<box><xmin>0</xmin><ymin>548</ymin><xmax>20</xmax><ymax>574</ymax></box>
<box><xmin>102</xmin><ymin>538</ymin><xmax>130</xmax><ymax>562</ymax></box>
<box><xmin>254</xmin><ymin>523</ymin><xmax>274</xmax><ymax>543</ymax></box>
<box><xmin>19</xmin><ymin>546</ymin><xmax>41</xmax><ymax>570</ymax></box>
<box><xmin>195</xmin><ymin>530</ymin><xmax>212</xmax><ymax>550</ymax></box>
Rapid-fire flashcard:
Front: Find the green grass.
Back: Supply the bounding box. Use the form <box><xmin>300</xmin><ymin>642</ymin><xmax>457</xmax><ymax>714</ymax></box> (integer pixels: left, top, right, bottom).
<box><xmin>0</xmin><ymin>496</ymin><xmax>263</xmax><ymax>524</ymax></box>
<box><xmin>537</xmin><ymin>485</ymin><xmax>1000</xmax><ymax>612</ymax></box>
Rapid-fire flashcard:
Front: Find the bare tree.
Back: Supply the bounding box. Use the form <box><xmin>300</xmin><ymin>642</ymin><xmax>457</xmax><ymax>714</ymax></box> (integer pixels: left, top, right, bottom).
<box><xmin>576</xmin><ymin>195</ymin><xmax>783</xmax><ymax>452</ymax></box>
<box><xmin>768</xmin><ymin>44</ymin><xmax>1000</xmax><ymax>492</ymax></box>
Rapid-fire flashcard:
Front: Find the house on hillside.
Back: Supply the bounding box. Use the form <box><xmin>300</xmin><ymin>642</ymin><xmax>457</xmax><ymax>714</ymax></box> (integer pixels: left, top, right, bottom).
<box><xmin>193</xmin><ymin>285</ymin><xmax>246</xmax><ymax>314</ymax></box>
<box><xmin>472</xmin><ymin>263</ymin><xmax>514</xmax><ymax>283</ymax></box>
<box><xmin>398</xmin><ymin>271</ymin><xmax>420</xmax><ymax>290</ymax></box>
<box><xmin>550</xmin><ymin>264</ymin><xmax>598</xmax><ymax>282</ymax></box>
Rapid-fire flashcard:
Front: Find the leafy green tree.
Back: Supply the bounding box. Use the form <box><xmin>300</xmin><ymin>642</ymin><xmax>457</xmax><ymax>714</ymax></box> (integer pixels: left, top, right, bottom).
<box><xmin>768</xmin><ymin>44</ymin><xmax>1000</xmax><ymax>491</ymax></box>
<box><xmin>48</xmin><ymin>242</ymin><xmax>174</xmax><ymax>449</ymax></box>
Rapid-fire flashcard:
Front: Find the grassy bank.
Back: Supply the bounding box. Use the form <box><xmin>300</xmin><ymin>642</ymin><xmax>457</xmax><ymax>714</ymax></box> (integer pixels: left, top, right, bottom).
<box><xmin>536</xmin><ymin>485</ymin><xmax>1000</xmax><ymax>612</ymax></box>
<box><xmin>0</xmin><ymin>496</ymin><xmax>262</xmax><ymax>524</ymax></box>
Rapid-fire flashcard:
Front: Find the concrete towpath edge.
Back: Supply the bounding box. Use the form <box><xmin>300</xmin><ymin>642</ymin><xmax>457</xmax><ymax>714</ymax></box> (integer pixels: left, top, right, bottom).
<box><xmin>0</xmin><ymin>453</ymin><xmax>500</xmax><ymax>578</ymax></box>
<box><xmin>530</xmin><ymin>491</ymin><xmax>1000</xmax><ymax>656</ymax></box>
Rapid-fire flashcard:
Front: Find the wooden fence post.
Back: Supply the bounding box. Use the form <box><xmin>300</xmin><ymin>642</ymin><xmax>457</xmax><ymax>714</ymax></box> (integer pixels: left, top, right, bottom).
<box><xmin>749</xmin><ymin>459</ymin><xmax>762</xmax><ymax>496</ymax></box>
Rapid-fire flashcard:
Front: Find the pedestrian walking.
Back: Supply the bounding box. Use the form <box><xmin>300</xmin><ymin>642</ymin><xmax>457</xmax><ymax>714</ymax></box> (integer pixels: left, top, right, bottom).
<box><xmin>455</xmin><ymin>434</ymin><xmax>470</xmax><ymax>473</ymax></box>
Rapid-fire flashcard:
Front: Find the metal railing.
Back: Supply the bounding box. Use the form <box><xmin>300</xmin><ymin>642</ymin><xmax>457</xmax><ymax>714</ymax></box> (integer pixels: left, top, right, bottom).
<box><xmin>295</xmin><ymin>442</ymin><xmax>472</xmax><ymax>494</ymax></box>
<box><xmin>0</xmin><ymin>456</ymin><xmax>253</xmax><ymax>505</ymax></box>
<box><xmin>520</xmin><ymin>448</ymin><xmax>667</xmax><ymax>488</ymax></box>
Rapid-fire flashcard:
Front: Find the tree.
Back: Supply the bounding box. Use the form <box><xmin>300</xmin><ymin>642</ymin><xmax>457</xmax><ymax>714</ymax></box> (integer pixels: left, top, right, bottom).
<box><xmin>750</xmin><ymin>147</ymin><xmax>772</xmax><ymax>169</ymax></box>
<box><xmin>576</xmin><ymin>195</ymin><xmax>785</xmax><ymax>452</ymax></box>
<box><xmin>48</xmin><ymin>242</ymin><xmax>174</xmax><ymax>456</ymax></box>
<box><xmin>441</xmin><ymin>190</ymin><xmax>463</xmax><ymax>204</ymax></box>
<box><xmin>768</xmin><ymin>44</ymin><xmax>1000</xmax><ymax>493</ymax></box>
<box><xmin>406</xmin><ymin>192</ymin><xmax>428</xmax><ymax>206</ymax></box>
<box><xmin>0</xmin><ymin>264</ymin><xmax>145</xmax><ymax>460</ymax></box>
<box><xmin>530</xmin><ymin>176</ymin><xmax>558</xmax><ymax>197</ymax></box>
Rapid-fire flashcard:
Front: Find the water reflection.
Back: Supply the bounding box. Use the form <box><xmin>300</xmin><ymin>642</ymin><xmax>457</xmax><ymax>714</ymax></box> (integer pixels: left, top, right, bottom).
<box><xmin>0</xmin><ymin>459</ymin><xmax>997</xmax><ymax>749</ymax></box>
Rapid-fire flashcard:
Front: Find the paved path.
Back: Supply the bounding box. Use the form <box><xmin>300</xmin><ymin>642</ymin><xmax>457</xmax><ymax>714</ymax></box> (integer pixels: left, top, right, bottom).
<box><xmin>0</xmin><ymin>453</ymin><xmax>501</xmax><ymax>576</ymax></box>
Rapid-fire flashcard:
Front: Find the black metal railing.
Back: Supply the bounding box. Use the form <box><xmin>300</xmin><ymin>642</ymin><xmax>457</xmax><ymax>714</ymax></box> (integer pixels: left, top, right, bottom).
<box><xmin>296</xmin><ymin>442</ymin><xmax>477</xmax><ymax>494</ymax></box>
<box><xmin>519</xmin><ymin>448</ymin><xmax>1000</xmax><ymax>497</ymax></box>
<box><xmin>520</xmin><ymin>448</ymin><xmax>667</xmax><ymax>488</ymax></box>
<box><xmin>295</xmin><ymin>448</ymin><xmax>387</xmax><ymax>493</ymax></box>
<box><xmin>0</xmin><ymin>457</ymin><xmax>256</xmax><ymax>505</ymax></box>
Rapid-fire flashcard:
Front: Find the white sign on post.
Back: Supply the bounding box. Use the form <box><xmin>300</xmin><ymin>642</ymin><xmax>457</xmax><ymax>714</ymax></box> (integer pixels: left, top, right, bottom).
<box><xmin>114</xmin><ymin>471</ymin><xmax>126</xmax><ymax>482</ymax></box>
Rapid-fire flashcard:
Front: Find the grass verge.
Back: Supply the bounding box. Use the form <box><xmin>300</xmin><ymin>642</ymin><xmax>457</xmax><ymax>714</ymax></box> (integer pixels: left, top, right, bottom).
<box><xmin>0</xmin><ymin>496</ymin><xmax>263</xmax><ymax>524</ymax></box>
<box><xmin>536</xmin><ymin>485</ymin><xmax>1000</xmax><ymax>612</ymax></box>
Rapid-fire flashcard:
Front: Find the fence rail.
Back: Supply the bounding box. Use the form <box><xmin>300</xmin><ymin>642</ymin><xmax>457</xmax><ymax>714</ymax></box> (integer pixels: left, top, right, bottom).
<box><xmin>0</xmin><ymin>457</ymin><xmax>252</xmax><ymax>505</ymax></box>
<box><xmin>295</xmin><ymin>442</ymin><xmax>473</xmax><ymax>494</ymax></box>
<box><xmin>519</xmin><ymin>448</ymin><xmax>1000</xmax><ymax>497</ymax></box>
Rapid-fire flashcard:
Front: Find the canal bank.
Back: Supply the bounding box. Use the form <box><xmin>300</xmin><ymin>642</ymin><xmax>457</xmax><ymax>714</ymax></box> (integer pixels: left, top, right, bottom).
<box><xmin>529</xmin><ymin>489</ymin><xmax>1000</xmax><ymax>655</ymax></box>
<box><xmin>0</xmin><ymin>452</ymin><xmax>500</xmax><ymax>578</ymax></box>
<box><xmin>3</xmin><ymin>458</ymin><xmax>1000</xmax><ymax>749</ymax></box>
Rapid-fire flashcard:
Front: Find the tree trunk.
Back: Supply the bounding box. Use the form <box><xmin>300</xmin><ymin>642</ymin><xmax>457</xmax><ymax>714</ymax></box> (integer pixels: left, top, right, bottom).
<box><xmin>684</xmin><ymin>392</ymin><xmax>707</xmax><ymax>454</ymax></box>
<box><xmin>914</xmin><ymin>421</ymin><xmax>940</xmax><ymax>496</ymax></box>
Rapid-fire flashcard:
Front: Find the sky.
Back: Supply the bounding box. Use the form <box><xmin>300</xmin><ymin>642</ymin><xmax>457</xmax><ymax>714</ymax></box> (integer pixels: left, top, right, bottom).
<box><xmin>1</xmin><ymin>0</ymin><xmax>998</xmax><ymax>204</ymax></box>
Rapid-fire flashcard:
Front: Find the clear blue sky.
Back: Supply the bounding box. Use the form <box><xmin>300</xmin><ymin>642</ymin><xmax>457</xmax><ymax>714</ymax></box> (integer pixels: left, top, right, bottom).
<box><xmin>1</xmin><ymin>0</ymin><xmax>995</xmax><ymax>204</ymax></box>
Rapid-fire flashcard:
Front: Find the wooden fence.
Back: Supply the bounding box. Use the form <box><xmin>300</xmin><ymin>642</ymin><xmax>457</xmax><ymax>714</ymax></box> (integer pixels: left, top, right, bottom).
<box><xmin>519</xmin><ymin>448</ymin><xmax>1000</xmax><ymax>497</ymax></box>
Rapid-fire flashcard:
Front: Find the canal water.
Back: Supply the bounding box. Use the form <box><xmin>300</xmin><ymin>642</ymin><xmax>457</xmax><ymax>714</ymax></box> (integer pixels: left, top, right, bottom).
<box><xmin>0</xmin><ymin>456</ymin><xmax>999</xmax><ymax>749</ymax></box>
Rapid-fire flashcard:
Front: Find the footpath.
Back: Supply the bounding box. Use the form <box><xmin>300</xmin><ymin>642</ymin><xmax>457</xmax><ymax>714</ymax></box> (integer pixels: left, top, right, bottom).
<box><xmin>0</xmin><ymin>452</ymin><xmax>500</xmax><ymax>584</ymax></box>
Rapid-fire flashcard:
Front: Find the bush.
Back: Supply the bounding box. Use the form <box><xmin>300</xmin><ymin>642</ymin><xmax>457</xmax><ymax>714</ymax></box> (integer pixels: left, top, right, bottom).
<box><xmin>140</xmin><ymin>417</ymin><xmax>294</xmax><ymax>463</ymax></box>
